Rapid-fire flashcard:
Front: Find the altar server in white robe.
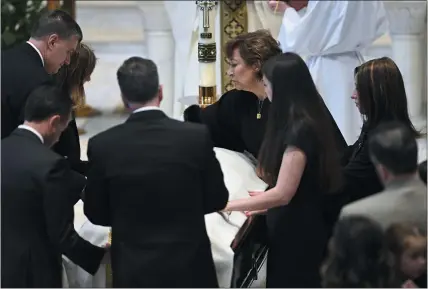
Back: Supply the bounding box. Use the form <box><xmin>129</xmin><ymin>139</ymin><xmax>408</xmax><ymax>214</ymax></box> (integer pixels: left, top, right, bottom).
<box><xmin>273</xmin><ymin>0</ymin><xmax>388</xmax><ymax>144</ymax></box>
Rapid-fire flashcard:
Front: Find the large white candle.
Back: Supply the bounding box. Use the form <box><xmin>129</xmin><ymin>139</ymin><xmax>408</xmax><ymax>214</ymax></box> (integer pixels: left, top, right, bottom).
<box><xmin>197</xmin><ymin>1</ymin><xmax>218</xmax><ymax>88</ymax></box>
<box><xmin>200</xmin><ymin>63</ymin><xmax>216</xmax><ymax>87</ymax></box>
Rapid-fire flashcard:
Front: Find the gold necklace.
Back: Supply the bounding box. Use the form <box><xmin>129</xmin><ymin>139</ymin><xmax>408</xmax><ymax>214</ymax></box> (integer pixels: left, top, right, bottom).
<box><xmin>257</xmin><ymin>99</ymin><xmax>264</xmax><ymax>119</ymax></box>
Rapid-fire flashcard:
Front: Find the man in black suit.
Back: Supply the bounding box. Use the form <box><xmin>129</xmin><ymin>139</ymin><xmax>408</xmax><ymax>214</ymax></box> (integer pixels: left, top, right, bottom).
<box><xmin>1</xmin><ymin>85</ymin><xmax>106</xmax><ymax>288</ymax></box>
<box><xmin>1</xmin><ymin>9</ymin><xmax>82</xmax><ymax>139</ymax></box>
<box><xmin>84</xmin><ymin>57</ymin><xmax>229</xmax><ymax>287</ymax></box>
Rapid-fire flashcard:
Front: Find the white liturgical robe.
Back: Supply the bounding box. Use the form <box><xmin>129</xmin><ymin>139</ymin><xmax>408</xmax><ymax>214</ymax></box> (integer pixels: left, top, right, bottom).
<box><xmin>277</xmin><ymin>1</ymin><xmax>389</xmax><ymax>144</ymax></box>
<box><xmin>62</xmin><ymin>148</ymin><xmax>268</xmax><ymax>288</ymax></box>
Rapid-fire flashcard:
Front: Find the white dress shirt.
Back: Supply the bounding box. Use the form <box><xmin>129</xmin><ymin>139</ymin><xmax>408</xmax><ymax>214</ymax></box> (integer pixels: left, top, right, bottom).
<box><xmin>17</xmin><ymin>124</ymin><xmax>44</xmax><ymax>143</ymax></box>
<box><xmin>132</xmin><ymin>106</ymin><xmax>161</xmax><ymax>114</ymax></box>
<box><xmin>26</xmin><ymin>41</ymin><xmax>44</xmax><ymax>66</ymax></box>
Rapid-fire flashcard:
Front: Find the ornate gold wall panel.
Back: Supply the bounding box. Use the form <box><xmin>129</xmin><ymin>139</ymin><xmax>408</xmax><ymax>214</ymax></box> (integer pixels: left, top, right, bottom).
<box><xmin>220</xmin><ymin>0</ymin><xmax>248</xmax><ymax>94</ymax></box>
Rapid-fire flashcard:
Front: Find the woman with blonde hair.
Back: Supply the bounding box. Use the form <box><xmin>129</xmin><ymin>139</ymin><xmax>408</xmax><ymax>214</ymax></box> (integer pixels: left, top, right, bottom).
<box><xmin>53</xmin><ymin>42</ymin><xmax>97</xmax><ymax>175</ymax></box>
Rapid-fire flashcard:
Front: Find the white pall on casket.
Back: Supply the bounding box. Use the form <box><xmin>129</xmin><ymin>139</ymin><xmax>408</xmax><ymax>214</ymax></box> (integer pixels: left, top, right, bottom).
<box><xmin>62</xmin><ymin>148</ymin><xmax>268</xmax><ymax>288</ymax></box>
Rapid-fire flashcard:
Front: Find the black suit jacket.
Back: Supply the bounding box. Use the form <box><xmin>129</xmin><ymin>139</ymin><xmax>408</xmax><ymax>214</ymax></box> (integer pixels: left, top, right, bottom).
<box><xmin>84</xmin><ymin>109</ymin><xmax>229</xmax><ymax>288</ymax></box>
<box><xmin>1</xmin><ymin>129</ymin><xmax>105</xmax><ymax>288</ymax></box>
<box><xmin>1</xmin><ymin>43</ymin><xmax>53</xmax><ymax>139</ymax></box>
<box><xmin>52</xmin><ymin>116</ymin><xmax>88</xmax><ymax>175</ymax></box>
<box><xmin>419</xmin><ymin>160</ymin><xmax>427</xmax><ymax>184</ymax></box>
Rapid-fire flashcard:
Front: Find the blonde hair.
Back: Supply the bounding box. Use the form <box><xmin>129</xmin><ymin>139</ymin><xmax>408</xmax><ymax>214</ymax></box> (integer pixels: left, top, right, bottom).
<box><xmin>55</xmin><ymin>42</ymin><xmax>97</xmax><ymax>107</ymax></box>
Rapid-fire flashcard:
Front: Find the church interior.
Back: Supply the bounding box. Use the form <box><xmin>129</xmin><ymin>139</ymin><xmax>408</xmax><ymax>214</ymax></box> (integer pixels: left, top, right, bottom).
<box><xmin>2</xmin><ymin>0</ymin><xmax>428</xmax><ymax>287</ymax></box>
<box><xmin>74</xmin><ymin>0</ymin><xmax>427</xmax><ymax>161</ymax></box>
<box><xmin>73</xmin><ymin>3</ymin><xmax>428</xmax><ymax>284</ymax></box>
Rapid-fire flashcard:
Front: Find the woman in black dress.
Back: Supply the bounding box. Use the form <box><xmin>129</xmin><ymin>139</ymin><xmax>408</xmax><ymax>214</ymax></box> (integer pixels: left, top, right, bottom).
<box><xmin>224</xmin><ymin>52</ymin><xmax>343</xmax><ymax>287</ymax></box>
<box><xmin>184</xmin><ymin>29</ymin><xmax>282</xmax><ymax>158</ymax></box>
<box><xmin>324</xmin><ymin>57</ymin><xmax>422</xmax><ymax>234</ymax></box>
<box><xmin>184</xmin><ymin>30</ymin><xmax>283</xmax><ymax>287</ymax></box>
<box><xmin>53</xmin><ymin>42</ymin><xmax>97</xmax><ymax>175</ymax></box>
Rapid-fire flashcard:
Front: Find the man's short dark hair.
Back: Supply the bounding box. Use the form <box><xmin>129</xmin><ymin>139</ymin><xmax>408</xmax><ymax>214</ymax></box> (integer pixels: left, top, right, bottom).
<box><xmin>117</xmin><ymin>57</ymin><xmax>159</xmax><ymax>103</ymax></box>
<box><xmin>24</xmin><ymin>85</ymin><xmax>73</xmax><ymax>122</ymax></box>
<box><xmin>368</xmin><ymin>121</ymin><xmax>418</xmax><ymax>175</ymax></box>
<box><xmin>31</xmin><ymin>9</ymin><xmax>82</xmax><ymax>41</ymax></box>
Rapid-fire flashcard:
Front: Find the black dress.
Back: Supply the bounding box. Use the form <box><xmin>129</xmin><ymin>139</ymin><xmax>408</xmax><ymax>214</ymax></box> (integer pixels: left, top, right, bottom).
<box><xmin>185</xmin><ymin>89</ymin><xmax>346</xmax><ymax>287</ymax></box>
<box><xmin>52</xmin><ymin>114</ymin><xmax>88</xmax><ymax>175</ymax></box>
<box><xmin>184</xmin><ymin>89</ymin><xmax>270</xmax><ymax>158</ymax></box>
<box><xmin>266</xmin><ymin>123</ymin><xmax>327</xmax><ymax>288</ymax></box>
<box><xmin>323</xmin><ymin>125</ymin><xmax>383</xmax><ymax>237</ymax></box>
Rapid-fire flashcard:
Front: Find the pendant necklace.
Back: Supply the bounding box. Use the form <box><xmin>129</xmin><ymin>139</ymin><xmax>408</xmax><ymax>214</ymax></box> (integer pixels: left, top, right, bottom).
<box><xmin>257</xmin><ymin>99</ymin><xmax>264</xmax><ymax>119</ymax></box>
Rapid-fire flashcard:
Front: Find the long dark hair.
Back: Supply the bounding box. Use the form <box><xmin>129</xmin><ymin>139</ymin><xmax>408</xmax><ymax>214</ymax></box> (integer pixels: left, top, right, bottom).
<box><xmin>321</xmin><ymin>216</ymin><xmax>398</xmax><ymax>288</ymax></box>
<box><xmin>258</xmin><ymin>52</ymin><xmax>342</xmax><ymax>192</ymax></box>
<box><xmin>355</xmin><ymin>57</ymin><xmax>420</xmax><ymax>137</ymax></box>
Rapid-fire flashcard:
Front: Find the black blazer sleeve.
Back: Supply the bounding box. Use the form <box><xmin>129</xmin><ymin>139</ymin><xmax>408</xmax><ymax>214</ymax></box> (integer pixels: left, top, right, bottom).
<box><xmin>44</xmin><ymin>158</ymin><xmax>105</xmax><ymax>275</ymax></box>
<box><xmin>84</xmin><ymin>137</ymin><xmax>110</xmax><ymax>226</ymax></box>
<box><xmin>14</xmin><ymin>71</ymin><xmax>52</xmax><ymax>135</ymax></box>
<box><xmin>419</xmin><ymin>160</ymin><xmax>427</xmax><ymax>184</ymax></box>
<box><xmin>53</xmin><ymin>119</ymin><xmax>88</xmax><ymax>175</ymax></box>
<box><xmin>184</xmin><ymin>91</ymin><xmax>245</xmax><ymax>153</ymax></box>
<box><xmin>200</xmin><ymin>128</ymin><xmax>229</xmax><ymax>214</ymax></box>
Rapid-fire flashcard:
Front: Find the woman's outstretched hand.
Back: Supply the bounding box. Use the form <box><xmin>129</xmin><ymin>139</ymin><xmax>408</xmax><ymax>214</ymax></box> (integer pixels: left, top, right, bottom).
<box><xmin>248</xmin><ymin>191</ymin><xmax>264</xmax><ymax>197</ymax></box>
<box><xmin>244</xmin><ymin>210</ymin><xmax>267</xmax><ymax>216</ymax></box>
<box><xmin>220</xmin><ymin>202</ymin><xmax>231</xmax><ymax>214</ymax></box>
<box><xmin>244</xmin><ymin>191</ymin><xmax>268</xmax><ymax>216</ymax></box>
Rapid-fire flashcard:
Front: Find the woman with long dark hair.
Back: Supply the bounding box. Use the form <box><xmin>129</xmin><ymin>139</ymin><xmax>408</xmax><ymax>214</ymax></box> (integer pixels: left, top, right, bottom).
<box><xmin>223</xmin><ymin>52</ymin><xmax>344</xmax><ymax>287</ymax></box>
<box><xmin>326</xmin><ymin>57</ymin><xmax>422</xmax><ymax>231</ymax></box>
<box><xmin>350</xmin><ymin>57</ymin><xmax>420</xmax><ymax>197</ymax></box>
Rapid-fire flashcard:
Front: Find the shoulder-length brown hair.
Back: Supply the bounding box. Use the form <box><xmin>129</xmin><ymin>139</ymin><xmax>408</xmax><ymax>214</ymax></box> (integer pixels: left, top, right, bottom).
<box><xmin>225</xmin><ymin>29</ymin><xmax>282</xmax><ymax>80</ymax></box>
<box><xmin>55</xmin><ymin>42</ymin><xmax>97</xmax><ymax>107</ymax></box>
<box><xmin>355</xmin><ymin>57</ymin><xmax>420</xmax><ymax>137</ymax></box>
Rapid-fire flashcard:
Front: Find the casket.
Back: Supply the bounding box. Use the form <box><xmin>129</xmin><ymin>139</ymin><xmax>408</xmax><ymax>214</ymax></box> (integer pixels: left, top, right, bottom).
<box><xmin>62</xmin><ymin>148</ymin><xmax>268</xmax><ymax>288</ymax></box>
<box><xmin>230</xmin><ymin>215</ymin><xmax>269</xmax><ymax>288</ymax></box>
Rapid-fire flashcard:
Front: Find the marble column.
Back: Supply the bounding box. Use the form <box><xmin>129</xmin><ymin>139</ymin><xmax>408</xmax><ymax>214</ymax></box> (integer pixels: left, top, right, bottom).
<box><xmin>76</xmin><ymin>1</ymin><xmax>146</xmax><ymax>112</ymax></box>
<box><xmin>384</xmin><ymin>1</ymin><xmax>427</xmax><ymax>130</ymax></box>
<box><xmin>138</xmin><ymin>2</ymin><xmax>175</xmax><ymax>118</ymax></box>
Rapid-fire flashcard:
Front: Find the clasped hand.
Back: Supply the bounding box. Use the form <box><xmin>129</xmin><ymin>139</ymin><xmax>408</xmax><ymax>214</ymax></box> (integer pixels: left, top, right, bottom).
<box><xmin>222</xmin><ymin>191</ymin><xmax>267</xmax><ymax>217</ymax></box>
<box><xmin>101</xmin><ymin>242</ymin><xmax>111</xmax><ymax>264</ymax></box>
